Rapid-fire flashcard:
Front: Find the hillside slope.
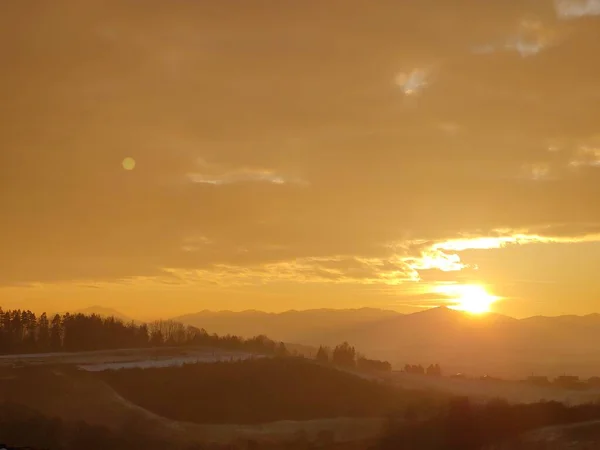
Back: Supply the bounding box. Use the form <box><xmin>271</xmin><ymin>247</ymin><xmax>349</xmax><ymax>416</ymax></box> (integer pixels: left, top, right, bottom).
<box><xmin>0</xmin><ymin>365</ymin><xmax>390</xmax><ymax>445</ymax></box>
<box><xmin>99</xmin><ymin>358</ymin><xmax>434</xmax><ymax>424</ymax></box>
<box><xmin>292</xmin><ymin>307</ymin><xmax>600</xmax><ymax>378</ymax></box>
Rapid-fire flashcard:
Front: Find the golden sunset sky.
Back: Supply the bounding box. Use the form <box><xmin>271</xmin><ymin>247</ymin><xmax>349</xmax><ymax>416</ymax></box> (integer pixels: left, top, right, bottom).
<box><xmin>2</xmin><ymin>1</ymin><xmax>600</xmax><ymax>319</ymax></box>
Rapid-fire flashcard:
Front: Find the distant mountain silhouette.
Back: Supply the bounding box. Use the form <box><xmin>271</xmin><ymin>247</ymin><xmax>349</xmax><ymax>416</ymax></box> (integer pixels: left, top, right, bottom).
<box><xmin>174</xmin><ymin>308</ymin><xmax>400</xmax><ymax>343</ymax></box>
<box><xmin>312</xmin><ymin>307</ymin><xmax>600</xmax><ymax>378</ymax></box>
<box><xmin>70</xmin><ymin>306</ymin><xmax>136</xmax><ymax>323</ymax></box>
<box><xmin>176</xmin><ymin>307</ymin><xmax>600</xmax><ymax>378</ymax></box>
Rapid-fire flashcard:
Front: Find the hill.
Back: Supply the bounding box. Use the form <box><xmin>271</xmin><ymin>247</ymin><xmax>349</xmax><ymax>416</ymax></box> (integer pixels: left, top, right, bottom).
<box><xmin>0</xmin><ymin>361</ymin><xmax>426</xmax><ymax>446</ymax></box>
<box><xmin>314</xmin><ymin>307</ymin><xmax>600</xmax><ymax>378</ymax></box>
<box><xmin>176</xmin><ymin>307</ymin><xmax>600</xmax><ymax>379</ymax></box>
<box><xmin>99</xmin><ymin>357</ymin><xmax>439</xmax><ymax>424</ymax></box>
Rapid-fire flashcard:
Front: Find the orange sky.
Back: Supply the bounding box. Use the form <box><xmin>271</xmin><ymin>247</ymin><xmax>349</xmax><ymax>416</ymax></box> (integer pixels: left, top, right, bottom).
<box><xmin>2</xmin><ymin>1</ymin><xmax>600</xmax><ymax>319</ymax></box>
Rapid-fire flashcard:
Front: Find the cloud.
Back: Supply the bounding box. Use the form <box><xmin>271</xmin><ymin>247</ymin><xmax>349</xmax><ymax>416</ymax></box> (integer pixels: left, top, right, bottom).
<box><xmin>555</xmin><ymin>0</ymin><xmax>600</xmax><ymax>18</ymax></box>
<box><xmin>568</xmin><ymin>145</ymin><xmax>600</xmax><ymax>168</ymax></box>
<box><xmin>471</xmin><ymin>18</ymin><xmax>558</xmax><ymax>57</ymax></box>
<box><xmin>188</xmin><ymin>170</ymin><xmax>294</xmax><ymax>186</ymax></box>
<box><xmin>432</xmin><ymin>228</ymin><xmax>600</xmax><ymax>252</ymax></box>
<box><xmin>2</xmin><ymin>0</ymin><xmax>600</xmax><ymax>296</ymax></box>
<box><xmin>185</xmin><ymin>158</ymin><xmax>307</xmax><ymax>186</ymax></box>
<box><xmin>161</xmin><ymin>256</ymin><xmax>418</xmax><ymax>288</ymax></box>
<box><xmin>520</xmin><ymin>162</ymin><xmax>553</xmax><ymax>181</ymax></box>
<box><xmin>395</xmin><ymin>69</ymin><xmax>429</xmax><ymax>95</ymax></box>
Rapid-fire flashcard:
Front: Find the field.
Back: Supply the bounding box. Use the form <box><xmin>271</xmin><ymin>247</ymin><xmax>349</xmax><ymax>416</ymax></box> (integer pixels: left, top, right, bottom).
<box><xmin>0</xmin><ymin>346</ymin><xmax>261</xmax><ymax>371</ymax></box>
<box><xmin>3</xmin><ymin>348</ymin><xmax>600</xmax><ymax>448</ymax></box>
<box><xmin>0</xmin><ymin>354</ymin><xmax>388</xmax><ymax>446</ymax></box>
<box><xmin>3</xmin><ymin>346</ymin><xmax>600</xmax><ymax>404</ymax></box>
<box><xmin>391</xmin><ymin>373</ymin><xmax>600</xmax><ymax>405</ymax></box>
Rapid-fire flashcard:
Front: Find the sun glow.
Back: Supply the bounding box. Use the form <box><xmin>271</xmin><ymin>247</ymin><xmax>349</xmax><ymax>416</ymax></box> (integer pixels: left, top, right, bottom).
<box><xmin>435</xmin><ymin>284</ymin><xmax>499</xmax><ymax>314</ymax></box>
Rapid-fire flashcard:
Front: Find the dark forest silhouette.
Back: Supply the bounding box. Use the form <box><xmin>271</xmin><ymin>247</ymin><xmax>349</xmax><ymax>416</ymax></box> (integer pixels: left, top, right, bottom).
<box><xmin>99</xmin><ymin>357</ymin><xmax>427</xmax><ymax>424</ymax></box>
<box><xmin>377</xmin><ymin>397</ymin><xmax>600</xmax><ymax>450</ymax></box>
<box><xmin>4</xmin><ymin>395</ymin><xmax>600</xmax><ymax>449</ymax></box>
<box><xmin>0</xmin><ymin>308</ymin><xmax>288</xmax><ymax>356</ymax></box>
<box><xmin>314</xmin><ymin>344</ymin><xmax>392</xmax><ymax>372</ymax></box>
<box><xmin>0</xmin><ymin>402</ymin><xmax>213</xmax><ymax>450</ymax></box>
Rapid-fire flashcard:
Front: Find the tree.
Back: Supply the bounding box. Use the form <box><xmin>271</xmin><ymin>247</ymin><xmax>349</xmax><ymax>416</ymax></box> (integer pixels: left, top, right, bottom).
<box><xmin>405</xmin><ymin>364</ymin><xmax>425</xmax><ymax>375</ymax></box>
<box><xmin>149</xmin><ymin>329</ymin><xmax>164</xmax><ymax>347</ymax></box>
<box><xmin>315</xmin><ymin>345</ymin><xmax>330</xmax><ymax>363</ymax></box>
<box><xmin>136</xmin><ymin>323</ymin><xmax>149</xmax><ymax>347</ymax></box>
<box><xmin>275</xmin><ymin>342</ymin><xmax>289</xmax><ymax>357</ymax></box>
<box><xmin>332</xmin><ymin>342</ymin><xmax>356</xmax><ymax>368</ymax></box>
<box><xmin>0</xmin><ymin>308</ymin><xmax>289</xmax><ymax>357</ymax></box>
<box><xmin>0</xmin><ymin>308</ymin><xmax>5</xmax><ymax>353</ymax></box>
<box><xmin>588</xmin><ymin>376</ymin><xmax>600</xmax><ymax>388</ymax></box>
<box><xmin>50</xmin><ymin>314</ymin><xmax>63</xmax><ymax>351</ymax></box>
<box><xmin>426</xmin><ymin>363</ymin><xmax>442</xmax><ymax>376</ymax></box>
<box><xmin>37</xmin><ymin>313</ymin><xmax>50</xmax><ymax>351</ymax></box>
<box><xmin>10</xmin><ymin>311</ymin><xmax>23</xmax><ymax>352</ymax></box>
<box><xmin>357</xmin><ymin>357</ymin><xmax>392</xmax><ymax>372</ymax></box>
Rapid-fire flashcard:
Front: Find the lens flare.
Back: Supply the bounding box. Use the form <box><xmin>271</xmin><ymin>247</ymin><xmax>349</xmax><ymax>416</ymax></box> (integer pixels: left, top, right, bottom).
<box><xmin>122</xmin><ymin>157</ymin><xmax>136</xmax><ymax>171</ymax></box>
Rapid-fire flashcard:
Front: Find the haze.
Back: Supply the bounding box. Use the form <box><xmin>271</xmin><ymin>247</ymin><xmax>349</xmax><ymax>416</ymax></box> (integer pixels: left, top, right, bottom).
<box><xmin>2</xmin><ymin>0</ymin><xmax>600</xmax><ymax>320</ymax></box>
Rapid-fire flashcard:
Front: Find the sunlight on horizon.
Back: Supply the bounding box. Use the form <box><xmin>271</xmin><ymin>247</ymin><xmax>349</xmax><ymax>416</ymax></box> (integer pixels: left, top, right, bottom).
<box><xmin>435</xmin><ymin>284</ymin><xmax>499</xmax><ymax>314</ymax></box>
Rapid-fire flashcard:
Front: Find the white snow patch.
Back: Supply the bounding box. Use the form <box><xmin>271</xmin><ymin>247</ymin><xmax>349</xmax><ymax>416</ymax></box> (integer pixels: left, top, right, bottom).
<box><xmin>79</xmin><ymin>353</ymin><xmax>267</xmax><ymax>371</ymax></box>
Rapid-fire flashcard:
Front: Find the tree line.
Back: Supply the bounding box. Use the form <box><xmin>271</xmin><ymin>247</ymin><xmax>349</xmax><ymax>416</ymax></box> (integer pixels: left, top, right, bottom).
<box><xmin>377</xmin><ymin>397</ymin><xmax>600</xmax><ymax>450</ymax></box>
<box><xmin>0</xmin><ymin>308</ymin><xmax>289</xmax><ymax>356</ymax></box>
<box><xmin>314</xmin><ymin>342</ymin><xmax>392</xmax><ymax>372</ymax></box>
<box><xmin>1</xmin><ymin>401</ymin><xmax>313</xmax><ymax>450</ymax></box>
<box><xmin>100</xmin><ymin>357</ymin><xmax>432</xmax><ymax>424</ymax></box>
<box><xmin>526</xmin><ymin>374</ymin><xmax>600</xmax><ymax>391</ymax></box>
<box><xmin>403</xmin><ymin>364</ymin><xmax>442</xmax><ymax>376</ymax></box>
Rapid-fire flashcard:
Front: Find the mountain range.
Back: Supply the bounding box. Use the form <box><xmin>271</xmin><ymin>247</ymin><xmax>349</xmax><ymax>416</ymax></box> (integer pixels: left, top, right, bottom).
<box><xmin>174</xmin><ymin>307</ymin><xmax>600</xmax><ymax>379</ymax></box>
<box><xmin>70</xmin><ymin>305</ymin><xmax>600</xmax><ymax>379</ymax></box>
<box><xmin>173</xmin><ymin>308</ymin><xmax>398</xmax><ymax>344</ymax></box>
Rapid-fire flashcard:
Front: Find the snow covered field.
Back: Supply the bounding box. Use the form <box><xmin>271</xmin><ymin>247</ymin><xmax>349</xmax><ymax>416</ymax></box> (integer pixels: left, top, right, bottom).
<box><xmin>80</xmin><ymin>352</ymin><xmax>265</xmax><ymax>371</ymax></box>
<box><xmin>0</xmin><ymin>347</ymin><xmax>269</xmax><ymax>371</ymax></box>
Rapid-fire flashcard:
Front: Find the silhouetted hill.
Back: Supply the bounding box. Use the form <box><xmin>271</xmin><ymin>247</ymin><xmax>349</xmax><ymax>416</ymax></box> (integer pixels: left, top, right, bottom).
<box><xmin>177</xmin><ymin>307</ymin><xmax>600</xmax><ymax>378</ymax></box>
<box><xmin>312</xmin><ymin>308</ymin><xmax>600</xmax><ymax>378</ymax></box>
<box><xmin>100</xmin><ymin>357</ymin><xmax>439</xmax><ymax>424</ymax></box>
<box><xmin>0</xmin><ymin>362</ymin><xmax>430</xmax><ymax>446</ymax></box>
<box><xmin>174</xmin><ymin>308</ymin><xmax>400</xmax><ymax>343</ymax></box>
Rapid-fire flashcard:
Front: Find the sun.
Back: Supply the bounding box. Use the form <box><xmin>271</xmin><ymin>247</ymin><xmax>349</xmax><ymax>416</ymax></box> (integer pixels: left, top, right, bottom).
<box><xmin>435</xmin><ymin>284</ymin><xmax>499</xmax><ymax>314</ymax></box>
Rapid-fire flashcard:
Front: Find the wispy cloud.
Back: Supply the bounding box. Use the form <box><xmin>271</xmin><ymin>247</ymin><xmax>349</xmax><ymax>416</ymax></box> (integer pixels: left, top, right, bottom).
<box><xmin>188</xmin><ymin>170</ymin><xmax>289</xmax><ymax>185</ymax></box>
<box><xmin>568</xmin><ymin>145</ymin><xmax>600</xmax><ymax>168</ymax></box>
<box><xmin>471</xmin><ymin>19</ymin><xmax>557</xmax><ymax>58</ymax></box>
<box><xmin>404</xmin><ymin>249</ymin><xmax>466</xmax><ymax>273</ymax></box>
<box><xmin>555</xmin><ymin>0</ymin><xmax>600</xmax><ymax>18</ymax></box>
<box><xmin>187</xmin><ymin>159</ymin><xmax>307</xmax><ymax>186</ymax></box>
<box><xmin>395</xmin><ymin>69</ymin><xmax>429</xmax><ymax>95</ymax></box>
<box><xmin>520</xmin><ymin>162</ymin><xmax>553</xmax><ymax>181</ymax></box>
<box><xmin>432</xmin><ymin>229</ymin><xmax>600</xmax><ymax>252</ymax></box>
<box><xmin>163</xmin><ymin>256</ymin><xmax>419</xmax><ymax>287</ymax></box>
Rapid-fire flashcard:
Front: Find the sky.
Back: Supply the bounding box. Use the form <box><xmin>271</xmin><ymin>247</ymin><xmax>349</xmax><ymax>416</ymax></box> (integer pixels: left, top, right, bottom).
<box><xmin>2</xmin><ymin>0</ymin><xmax>600</xmax><ymax>319</ymax></box>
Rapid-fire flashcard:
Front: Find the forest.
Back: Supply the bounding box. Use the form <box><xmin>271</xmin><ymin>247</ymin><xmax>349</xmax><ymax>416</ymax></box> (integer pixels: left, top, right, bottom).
<box><xmin>99</xmin><ymin>357</ymin><xmax>432</xmax><ymax>424</ymax></box>
<box><xmin>377</xmin><ymin>397</ymin><xmax>600</xmax><ymax>449</ymax></box>
<box><xmin>315</xmin><ymin>343</ymin><xmax>393</xmax><ymax>372</ymax></box>
<box><xmin>0</xmin><ymin>308</ymin><xmax>288</xmax><ymax>355</ymax></box>
<box><xmin>4</xmin><ymin>395</ymin><xmax>600</xmax><ymax>449</ymax></box>
<box><xmin>0</xmin><ymin>402</ymin><xmax>191</xmax><ymax>450</ymax></box>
